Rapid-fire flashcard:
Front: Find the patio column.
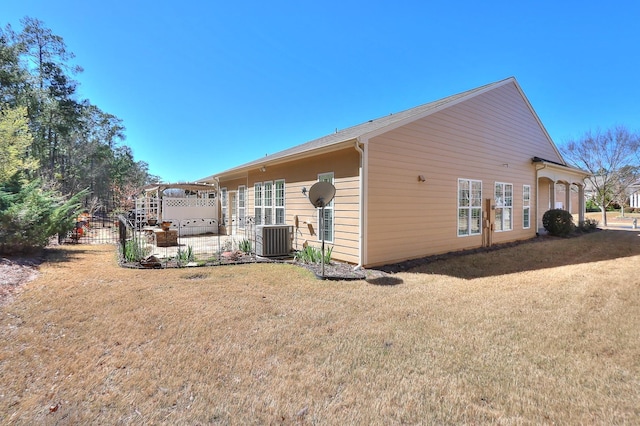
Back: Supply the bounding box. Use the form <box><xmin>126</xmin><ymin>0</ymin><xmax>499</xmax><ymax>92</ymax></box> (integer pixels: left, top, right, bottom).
<box><xmin>565</xmin><ymin>183</ymin><xmax>571</xmax><ymax>213</ymax></box>
<box><xmin>578</xmin><ymin>185</ymin><xmax>585</xmax><ymax>224</ymax></box>
<box><xmin>549</xmin><ymin>181</ymin><xmax>556</xmax><ymax>210</ymax></box>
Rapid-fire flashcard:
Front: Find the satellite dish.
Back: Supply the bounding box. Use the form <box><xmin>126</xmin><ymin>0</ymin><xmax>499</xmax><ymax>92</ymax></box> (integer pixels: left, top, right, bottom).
<box><xmin>307</xmin><ymin>181</ymin><xmax>336</xmax><ymax>208</ymax></box>
<box><xmin>306</xmin><ymin>181</ymin><xmax>336</xmax><ymax>279</ymax></box>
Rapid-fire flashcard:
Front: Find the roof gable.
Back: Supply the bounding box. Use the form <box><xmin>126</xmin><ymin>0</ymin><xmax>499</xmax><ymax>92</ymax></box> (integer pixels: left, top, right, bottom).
<box><xmin>203</xmin><ymin>77</ymin><xmax>564</xmax><ymax>179</ymax></box>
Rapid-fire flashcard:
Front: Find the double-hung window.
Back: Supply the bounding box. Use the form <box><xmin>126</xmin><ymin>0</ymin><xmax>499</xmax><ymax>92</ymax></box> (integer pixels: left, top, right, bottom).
<box><xmin>458</xmin><ymin>179</ymin><xmax>482</xmax><ymax>236</ymax></box>
<box><xmin>275</xmin><ymin>180</ymin><xmax>285</xmax><ymax>224</ymax></box>
<box><xmin>254</xmin><ymin>180</ymin><xmax>285</xmax><ymax>225</ymax></box>
<box><xmin>495</xmin><ymin>182</ymin><xmax>513</xmax><ymax>231</ymax></box>
<box><xmin>263</xmin><ymin>181</ymin><xmax>273</xmax><ymax>225</ymax></box>
<box><xmin>523</xmin><ymin>185</ymin><xmax>531</xmax><ymax>229</ymax></box>
<box><xmin>254</xmin><ymin>183</ymin><xmax>263</xmax><ymax>225</ymax></box>
<box><xmin>220</xmin><ymin>187</ymin><xmax>228</xmax><ymax>226</ymax></box>
<box><xmin>318</xmin><ymin>173</ymin><xmax>334</xmax><ymax>242</ymax></box>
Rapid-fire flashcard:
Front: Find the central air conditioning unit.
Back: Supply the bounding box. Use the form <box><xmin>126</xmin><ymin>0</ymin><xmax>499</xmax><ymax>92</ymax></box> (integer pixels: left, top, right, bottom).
<box><xmin>255</xmin><ymin>225</ymin><xmax>291</xmax><ymax>257</ymax></box>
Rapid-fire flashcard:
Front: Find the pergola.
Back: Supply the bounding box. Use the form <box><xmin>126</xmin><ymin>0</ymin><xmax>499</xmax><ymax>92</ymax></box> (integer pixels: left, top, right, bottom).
<box><xmin>134</xmin><ymin>182</ymin><xmax>219</xmax><ymax>235</ymax></box>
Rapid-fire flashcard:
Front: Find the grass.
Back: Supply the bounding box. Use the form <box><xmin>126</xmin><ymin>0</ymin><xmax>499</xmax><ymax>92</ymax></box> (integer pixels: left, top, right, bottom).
<box><xmin>1</xmin><ymin>230</ymin><xmax>639</xmax><ymax>424</ymax></box>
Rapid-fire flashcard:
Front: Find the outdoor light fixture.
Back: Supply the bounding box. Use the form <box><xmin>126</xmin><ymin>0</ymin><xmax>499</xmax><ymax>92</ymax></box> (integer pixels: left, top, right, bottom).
<box><xmin>418</xmin><ymin>175</ymin><xmax>426</xmax><ymax>182</ymax></box>
<box><xmin>301</xmin><ymin>187</ymin><xmax>307</xmax><ymax>195</ymax></box>
<box><xmin>260</xmin><ymin>166</ymin><xmax>266</xmax><ymax>172</ymax></box>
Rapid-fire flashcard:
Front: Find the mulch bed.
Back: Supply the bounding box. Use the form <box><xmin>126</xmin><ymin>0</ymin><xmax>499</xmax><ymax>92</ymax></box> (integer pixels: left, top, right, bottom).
<box><xmin>122</xmin><ymin>251</ymin><xmax>374</xmax><ymax>280</ymax></box>
<box><xmin>0</xmin><ymin>252</ymin><xmax>45</xmax><ymax>307</ymax></box>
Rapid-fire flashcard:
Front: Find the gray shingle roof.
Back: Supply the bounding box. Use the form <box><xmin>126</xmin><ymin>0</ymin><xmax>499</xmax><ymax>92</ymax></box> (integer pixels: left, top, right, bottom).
<box><xmin>203</xmin><ymin>77</ymin><xmax>515</xmax><ymax>180</ymax></box>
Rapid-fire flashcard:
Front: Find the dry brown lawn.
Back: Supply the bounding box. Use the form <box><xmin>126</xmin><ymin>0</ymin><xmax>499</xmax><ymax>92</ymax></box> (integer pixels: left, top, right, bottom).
<box><xmin>1</xmin><ymin>229</ymin><xmax>639</xmax><ymax>424</ymax></box>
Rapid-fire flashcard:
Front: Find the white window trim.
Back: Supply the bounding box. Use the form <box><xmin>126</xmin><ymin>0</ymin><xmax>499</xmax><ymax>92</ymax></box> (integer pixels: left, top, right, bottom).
<box><xmin>263</xmin><ymin>181</ymin><xmax>274</xmax><ymax>225</ymax></box>
<box><xmin>254</xmin><ymin>182</ymin><xmax>263</xmax><ymax>225</ymax></box>
<box><xmin>523</xmin><ymin>184</ymin><xmax>531</xmax><ymax>229</ymax></box>
<box><xmin>318</xmin><ymin>172</ymin><xmax>334</xmax><ymax>243</ymax></box>
<box><xmin>495</xmin><ymin>182</ymin><xmax>513</xmax><ymax>232</ymax></box>
<box><xmin>457</xmin><ymin>178</ymin><xmax>482</xmax><ymax>237</ymax></box>
<box><xmin>220</xmin><ymin>187</ymin><xmax>228</xmax><ymax>226</ymax></box>
<box><xmin>275</xmin><ymin>179</ymin><xmax>285</xmax><ymax>225</ymax></box>
<box><xmin>255</xmin><ymin>180</ymin><xmax>285</xmax><ymax>225</ymax></box>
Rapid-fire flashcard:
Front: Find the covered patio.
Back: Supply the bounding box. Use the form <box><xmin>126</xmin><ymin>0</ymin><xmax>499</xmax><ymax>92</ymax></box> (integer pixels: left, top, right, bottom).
<box><xmin>533</xmin><ymin>157</ymin><xmax>590</xmax><ymax>232</ymax></box>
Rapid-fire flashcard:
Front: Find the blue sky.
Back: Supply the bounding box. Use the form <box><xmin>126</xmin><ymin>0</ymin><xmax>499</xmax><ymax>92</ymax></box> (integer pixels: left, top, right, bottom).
<box><xmin>3</xmin><ymin>1</ymin><xmax>639</xmax><ymax>183</ymax></box>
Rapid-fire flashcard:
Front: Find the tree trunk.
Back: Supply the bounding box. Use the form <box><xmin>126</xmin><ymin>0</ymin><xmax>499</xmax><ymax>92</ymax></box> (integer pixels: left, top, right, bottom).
<box><xmin>601</xmin><ymin>208</ymin><xmax>608</xmax><ymax>226</ymax></box>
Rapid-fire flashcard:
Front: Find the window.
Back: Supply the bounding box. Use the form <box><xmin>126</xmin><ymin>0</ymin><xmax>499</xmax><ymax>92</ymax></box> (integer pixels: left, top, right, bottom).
<box><xmin>254</xmin><ymin>183</ymin><xmax>263</xmax><ymax>225</ymax></box>
<box><xmin>238</xmin><ymin>185</ymin><xmax>246</xmax><ymax>229</ymax></box>
<box><xmin>495</xmin><ymin>182</ymin><xmax>513</xmax><ymax>231</ymax></box>
<box><xmin>523</xmin><ymin>185</ymin><xmax>531</xmax><ymax>229</ymax></box>
<box><xmin>458</xmin><ymin>179</ymin><xmax>482</xmax><ymax>236</ymax></box>
<box><xmin>275</xmin><ymin>180</ymin><xmax>285</xmax><ymax>224</ymax></box>
<box><xmin>318</xmin><ymin>173</ymin><xmax>334</xmax><ymax>242</ymax></box>
<box><xmin>254</xmin><ymin>180</ymin><xmax>285</xmax><ymax>225</ymax></box>
<box><xmin>264</xmin><ymin>181</ymin><xmax>273</xmax><ymax>225</ymax></box>
<box><xmin>220</xmin><ymin>187</ymin><xmax>228</xmax><ymax>225</ymax></box>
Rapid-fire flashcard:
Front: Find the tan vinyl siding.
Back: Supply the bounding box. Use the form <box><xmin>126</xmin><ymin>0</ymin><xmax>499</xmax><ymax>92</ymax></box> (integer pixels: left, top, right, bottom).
<box><xmin>210</xmin><ymin>79</ymin><xmax>582</xmax><ymax>268</ymax></box>
<box><xmin>217</xmin><ymin>177</ymin><xmax>247</xmax><ymax>191</ymax></box>
<box><xmin>365</xmin><ymin>82</ymin><xmax>542</xmax><ymax>266</ymax></box>
<box><xmin>220</xmin><ymin>148</ymin><xmax>361</xmax><ymax>264</ymax></box>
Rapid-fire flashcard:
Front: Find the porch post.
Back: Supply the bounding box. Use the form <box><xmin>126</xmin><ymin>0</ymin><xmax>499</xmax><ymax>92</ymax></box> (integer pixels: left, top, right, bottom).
<box><xmin>549</xmin><ymin>181</ymin><xmax>556</xmax><ymax>209</ymax></box>
<box><xmin>578</xmin><ymin>185</ymin><xmax>585</xmax><ymax>225</ymax></box>
<box><xmin>565</xmin><ymin>183</ymin><xmax>571</xmax><ymax>213</ymax></box>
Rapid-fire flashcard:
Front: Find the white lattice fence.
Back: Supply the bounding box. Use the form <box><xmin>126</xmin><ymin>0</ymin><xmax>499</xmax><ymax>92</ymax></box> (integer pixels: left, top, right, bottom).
<box><xmin>162</xmin><ymin>197</ymin><xmax>218</xmax><ymax>235</ymax></box>
<box><xmin>163</xmin><ymin>198</ymin><xmax>216</xmax><ymax>208</ymax></box>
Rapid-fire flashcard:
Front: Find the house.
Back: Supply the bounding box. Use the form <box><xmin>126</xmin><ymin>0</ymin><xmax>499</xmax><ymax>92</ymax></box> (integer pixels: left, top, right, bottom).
<box><xmin>628</xmin><ymin>180</ymin><xmax>640</xmax><ymax>209</ymax></box>
<box><xmin>583</xmin><ymin>176</ymin><xmax>640</xmax><ymax>212</ymax></box>
<box><xmin>199</xmin><ymin>77</ymin><xmax>589</xmax><ymax>268</ymax></box>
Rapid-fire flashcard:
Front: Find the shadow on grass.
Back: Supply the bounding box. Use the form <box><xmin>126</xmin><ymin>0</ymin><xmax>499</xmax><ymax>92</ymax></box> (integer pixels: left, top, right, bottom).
<box><xmin>366</xmin><ymin>276</ymin><xmax>404</xmax><ymax>286</ymax></box>
<box><xmin>377</xmin><ymin>230</ymin><xmax>640</xmax><ymax>280</ymax></box>
<box><xmin>42</xmin><ymin>246</ymin><xmax>96</xmax><ymax>265</ymax></box>
<box><xmin>2</xmin><ymin>246</ymin><xmax>91</xmax><ymax>267</ymax></box>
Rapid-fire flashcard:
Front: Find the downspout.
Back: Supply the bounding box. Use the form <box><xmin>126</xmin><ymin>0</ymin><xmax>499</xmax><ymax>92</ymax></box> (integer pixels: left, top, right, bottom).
<box><xmin>354</xmin><ymin>140</ymin><xmax>365</xmax><ymax>269</ymax></box>
<box><xmin>214</xmin><ymin>176</ymin><xmax>221</xmax><ymax>233</ymax></box>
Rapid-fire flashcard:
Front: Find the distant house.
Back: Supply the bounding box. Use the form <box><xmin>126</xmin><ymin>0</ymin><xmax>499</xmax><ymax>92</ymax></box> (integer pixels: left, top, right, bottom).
<box><xmin>199</xmin><ymin>77</ymin><xmax>589</xmax><ymax>267</ymax></box>
<box><xmin>583</xmin><ymin>176</ymin><xmax>640</xmax><ymax>211</ymax></box>
<box><xmin>629</xmin><ymin>180</ymin><xmax>640</xmax><ymax>209</ymax></box>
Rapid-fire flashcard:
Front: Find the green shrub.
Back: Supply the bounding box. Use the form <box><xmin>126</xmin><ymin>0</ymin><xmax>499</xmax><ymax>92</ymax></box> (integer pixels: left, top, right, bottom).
<box><xmin>542</xmin><ymin>209</ymin><xmax>575</xmax><ymax>237</ymax></box>
<box><xmin>177</xmin><ymin>245</ymin><xmax>195</xmax><ymax>264</ymax></box>
<box><xmin>239</xmin><ymin>239</ymin><xmax>252</xmax><ymax>254</ymax></box>
<box><xmin>585</xmin><ymin>199</ymin><xmax>601</xmax><ymax>212</ymax></box>
<box><xmin>124</xmin><ymin>239</ymin><xmax>150</xmax><ymax>262</ymax></box>
<box><xmin>580</xmin><ymin>218</ymin><xmax>599</xmax><ymax>232</ymax></box>
<box><xmin>0</xmin><ymin>176</ymin><xmax>86</xmax><ymax>254</ymax></box>
<box><xmin>294</xmin><ymin>245</ymin><xmax>332</xmax><ymax>264</ymax></box>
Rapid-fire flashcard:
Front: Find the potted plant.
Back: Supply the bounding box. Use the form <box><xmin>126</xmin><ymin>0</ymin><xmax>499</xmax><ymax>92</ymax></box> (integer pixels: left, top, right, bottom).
<box><xmin>147</xmin><ymin>214</ymin><xmax>158</xmax><ymax>226</ymax></box>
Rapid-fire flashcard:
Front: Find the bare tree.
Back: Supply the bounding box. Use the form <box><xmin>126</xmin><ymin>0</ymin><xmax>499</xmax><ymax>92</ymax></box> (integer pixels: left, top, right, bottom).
<box><xmin>561</xmin><ymin>126</ymin><xmax>640</xmax><ymax>226</ymax></box>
